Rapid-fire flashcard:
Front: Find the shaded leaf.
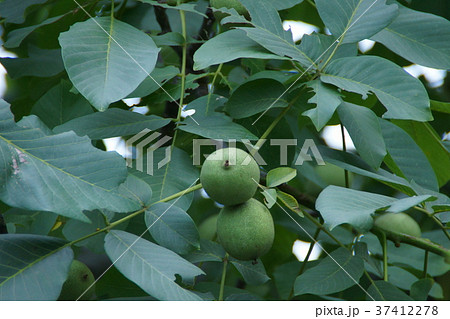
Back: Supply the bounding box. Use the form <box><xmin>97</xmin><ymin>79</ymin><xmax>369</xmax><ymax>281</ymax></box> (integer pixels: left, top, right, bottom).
<box><xmin>193</xmin><ymin>29</ymin><xmax>286</xmax><ymax>70</ymax></box>
<box><xmin>338</xmin><ymin>102</ymin><xmax>386</xmax><ymax>169</ymax></box>
<box><xmin>179</xmin><ymin>95</ymin><xmax>258</xmax><ymax>140</ymax></box>
<box><xmin>225</xmin><ymin>79</ymin><xmax>288</xmax><ymax>119</ymax></box>
<box><xmin>129</xmin><ymin>147</ymin><xmax>199</xmax><ymax>210</ymax></box>
<box><xmin>230</xmin><ymin>258</ymin><xmax>270</xmax><ymax>286</ymax></box>
<box><xmin>393</xmin><ymin>120</ymin><xmax>450</xmax><ymax>187</ymax></box>
<box><xmin>410</xmin><ymin>278</ymin><xmax>435</xmax><ymax>301</ymax></box>
<box><xmin>316</xmin><ymin>186</ymin><xmax>396</xmax><ymax>231</ymax></box>
<box><xmin>266</xmin><ymin>167</ymin><xmax>297</xmax><ymax>187</ymax></box>
<box><xmin>54</xmin><ymin>108</ymin><xmax>170</xmax><ymax>140</ymax></box>
<box><xmin>0</xmin><ymin>103</ymin><xmax>140</xmax><ymax>222</ymax></box>
<box><xmin>145</xmin><ymin>202</ymin><xmax>200</xmax><ymax>255</ymax></box>
<box><xmin>0</xmin><ymin>0</ymin><xmax>47</xmax><ymax>24</ymax></box>
<box><xmin>294</xmin><ymin>247</ymin><xmax>364</xmax><ymax>296</ymax></box>
<box><xmin>184</xmin><ymin>239</ymin><xmax>225</xmax><ymax>263</ymax></box>
<box><xmin>59</xmin><ymin>17</ymin><xmax>160</xmax><ymax>111</ymax></box>
<box><xmin>367</xmin><ymin>281</ymin><xmax>413</xmax><ymax>301</ymax></box>
<box><xmin>276</xmin><ymin>190</ymin><xmax>303</xmax><ymax>217</ymax></box>
<box><xmin>138</xmin><ymin>0</ymin><xmax>207</xmax><ymax>17</ymax></box>
<box><xmin>4</xmin><ymin>15</ymin><xmax>63</xmax><ymax>48</ymax></box>
<box><xmin>380</xmin><ymin>119</ymin><xmax>438</xmax><ymax>191</ymax></box>
<box><xmin>302</xmin><ymin>80</ymin><xmax>342</xmax><ymax>131</ymax></box>
<box><xmin>0</xmin><ymin>234</ymin><xmax>73</xmax><ymax>301</ymax></box>
<box><xmin>104</xmin><ymin>230</ymin><xmax>204</xmax><ymax>301</ymax></box>
<box><xmin>322</xmin><ymin>56</ymin><xmax>432</xmax><ymax>121</ymax></box>
<box><xmin>372</xmin><ymin>4</ymin><xmax>450</xmax><ymax>69</ymax></box>
<box><xmin>0</xmin><ymin>46</ymin><xmax>64</xmax><ymax>78</ymax></box>
<box><xmin>316</xmin><ymin>0</ymin><xmax>398</xmax><ymax>44</ymax></box>
<box><xmin>127</xmin><ymin>66</ymin><xmax>179</xmax><ymax>98</ymax></box>
<box><xmin>262</xmin><ymin>188</ymin><xmax>277</xmax><ymax>209</ymax></box>
<box><xmin>31</xmin><ymin>80</ymin><xmax>93</xmax><ymax>129</ymax></box>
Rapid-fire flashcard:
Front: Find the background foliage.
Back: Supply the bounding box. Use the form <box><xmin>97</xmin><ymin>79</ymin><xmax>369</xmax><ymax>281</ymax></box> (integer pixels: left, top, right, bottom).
<box><xmin>0</xmin><ymin>0</ymin><xmax>449</xmax><ymax>301</ymax></box>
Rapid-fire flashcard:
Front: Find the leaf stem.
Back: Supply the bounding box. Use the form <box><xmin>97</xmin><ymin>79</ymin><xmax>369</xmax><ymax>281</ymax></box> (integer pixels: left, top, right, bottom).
<box><xmin>423</xmin><ymin>250</ymin><xmax>429</xmax><ymax>278</ymax></box>
<box><xmin>288</xmin><ymin>228</ymin><xmax>321</xmax><ymax>300</ymax></box>
<box><xmin>218</xmin><ymin>253</ymin><xmax>229</xmax><ymax>301</ymax></box>
<box><xmin>302</xmin><ymin>211</ymin><xmax>346</xmax><ymax>248</ymax></box>
<box><xmin>69</xmin><ymin>183</ymin><xmax>203</xmax><ymax>247</ymax></box>
<box><xmin>371</xmin><ymin>225</ymin><xmax>450</xmax><ymax>259</ymax></box>
<box><xmin>340</xmin><ymin>123</ymin><xmax>350</xmax><ymax>188</ymax></box>
<box><xmin>414</xmin><ymin>206</ymin><xmax>450</xmax><ymax>240</ymax></box>
<box><xmin>381</xmin><ymin>231</ymin><xmax>388</xmax><ymax>281</ymax></box>
<box><xmin>206</xmin><ymin>63</ymin><xmax>223</xmax><ymax>113</ymax></box>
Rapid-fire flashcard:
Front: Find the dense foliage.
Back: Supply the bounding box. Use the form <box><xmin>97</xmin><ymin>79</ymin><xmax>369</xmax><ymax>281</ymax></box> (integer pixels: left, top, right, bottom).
<box><xmin>0</xmin><ymin>0</ymin><xmax>449</xmax><ymax>301</ymax></box>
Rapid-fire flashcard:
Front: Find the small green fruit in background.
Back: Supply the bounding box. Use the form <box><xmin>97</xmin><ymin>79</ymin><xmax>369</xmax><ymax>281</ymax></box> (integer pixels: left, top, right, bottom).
<box><xmin>374</xmin><ymin>212</ymin><xmax>422</xmax><ymax>238</ymax></box>
<box><xmin>217</xmin><ymin>198</ymin><xmax>275</xmax><ymax>261</ymax></box>
<box><xmin>198</xmin><ymin>214</ymin><xmax>219</xmax><ymax>240</ymax></box>
<box><xmin>316</xmin><ymin>163</ymin><xmax>352</xmax><ymax>187</ymax></box>
<box><xmin>200</xmin><ymin>147</ymin><xmax>260</xmax><ymax>206</ymax></box>
<box><xmin>58</xmin><ymin>260</ymin><xmax>95</xmax><ymax>301</ymax></box>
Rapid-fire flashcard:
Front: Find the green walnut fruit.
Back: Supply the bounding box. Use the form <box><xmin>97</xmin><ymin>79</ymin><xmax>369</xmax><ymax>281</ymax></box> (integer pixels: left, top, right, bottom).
<box><xmin>200</xmin><ymin>147</ymin><xmax>260</xmax><ymax>206</ymax></box>
<box><xmin>316</xmin><ymin>163</ymin><xmax>352</xmax><ymax>187</ymax></box>
<box><xmin>217</xmin><ymin>198</ymin><xmax>275</xmax><ymax>261</ymax></box>
<box><xmin>58</xmin><ymin>260</ymin><xmax>95</xmax><ymax>301</ymax></box>
<box><xmin>374</xmin><ymin>212</ymin><xmax>421</xmax><ymax>238</ymax></box>
<box><xmin>198</xmin><ymin>214</ymin><xmax>219</xmax><ymax>240</ymax></box>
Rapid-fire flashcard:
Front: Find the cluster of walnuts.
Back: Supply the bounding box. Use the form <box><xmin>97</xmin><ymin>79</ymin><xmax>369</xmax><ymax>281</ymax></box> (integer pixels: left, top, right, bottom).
<box><xmin>200</xmin><ymin>148</ymin><xmax>275</xmax><ymax>261</ymax></box>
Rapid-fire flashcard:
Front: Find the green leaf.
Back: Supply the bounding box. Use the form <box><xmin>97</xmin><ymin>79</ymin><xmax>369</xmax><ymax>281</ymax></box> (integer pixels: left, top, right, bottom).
<box><xmin>0</xmin><ymin>104</ymin><xmax>140</xmax><ymax>222</ymax></box>
<box><xmin>392</xmin><ymin>120</ymin><xmax>450</xmax><ymax>187</ymax></box>
<box><xmin>316</xmin><ymin>186</ymin><xmax>396</xmax><ymax>231</ymax></box>
<box><xmin>179</xmin><ymin>95</ymin><xmax>258</xmax><ymax>140</ymax></box>
<box><xmin>193</xmin><ymin>29</ymin><xmax>286</xmax><ymax>70</ymax></box>
<box><xmin>0</xmin><ymin>46</ymin><xmax>64</xmax><ymax>78</ymax></box>
<box><xmin>54</xmin><ymin>108</ymin><xmax>170</xmax><ymax>140</ymax></box>
<box><xmin>138</xmin><ymin>0</ymin><xmax>207</xmax><ymax>17</ymax></box>
<box><xmin>372</xmin><ymin>4</ymin><xmax>450</xmax><ymax>69</ymax></box>
<box><xmin>338</xmin><ymin>102</ymin><xmax>386</xmax><ymax>169</ymax></box>
<box><xmin>266</xmin><ymin>167</ymin><xmax>297</xmax><ymax>187</ymax></box>
<box><xmin>294</xmin><ymin>247</ymin><xmax>364</xmax><ymax>296</ymax></box>
<box><xmin>0</xmin><ymin>0</ymin><xmax>47</xmax><ymax>24</ymax></box>
<box><xmin>231</xmin><ymin>0</ymin><xmax>314</xmax><ymax>67</ymax></box>
<box><xmin>127</xmin><ymin>66</ymin><xmax>179</xmax><ymax>98</ymax></box>
<box><xmin>2</xmin><ymin>208</ymin><xmax>57</xmax><ymax>236</ymax></box>
<box><xmin>63</xmin><ymin>210</ymin><xmax>109</xmax><ymax>254</ymax></box>
<box><xmin>302</xmin><ymin>80</ymin><xmax>342</xmax><ymax>131</ymax></box>
<box><xmin>118</xmin><ymin>174</ymin><xmax>153</xmax><ymax>207</ymax></box>
<box><xmin>276</xmin><ymin>190</ymin><xmax>303</xmax><ymax>217</ymax></box>
<box><xmin>0</xmin><ymin>234</ymin><xmax>73</xmax><ymax>301</ymax></box>
<box><xmin>273</xmin><ymin>261</ymin><xmax>301</xmax><ymax>300</ymax></box>
<box><xmin>230</xmin><ymin>258</ymin><xmax>270</xmax><ymax>286</ymax></box>
<box><xmin>380</xmin><ymin>119</ymin><xmax>438</xmax><ymax>191</ymax></box>
<box><xmin>31</xmin><ymin>80</ymin><xmax>93</xmax><ymax>129</ymax></box>
<box><xmin>129</xmin><ymin>147</ymin><xmax>199</xmax><ymax>210</ymax></box>
<box><xmin>430</xmin><ymin>100</ymin><xmax>450</xmax><ymax>114</ymax></box>
<box><xmin>298</xmin><ymin>33</ymin><xmax>357</xmax><ymax>68</ymax></box>
<box><xmin>104</xmin><ymin>230</ymin><xmax>204</xmax><ymax>301</ymax></box>
<box><xmin>387</xmin><ymin>195</ymin><xmax>434</xmax><ymax>214</ymax></box>
<box><xmin>225</xmin><ymin>79</ymin><xmax>288</xmax><ymax>119</ymax></box>
<box><xmin>387</xmin><ymin>267</ymin><xmax>442</xmax><ymax>299</ymax></box>
<box><xmin>367</xmin><ymin>281</ymin><xmax>413</xmax><ymax>301</ymax></box>
<box><xmin>261</xmin><ymin>188</ymin><xmax>277</xmax><ymax>208</ymax></box>
<box><xmin>318</xmin><ymin>146</ymin><xmax>413</xmax><ymax>194</ymax></box>
<box><xmin>316</xmin><ymin>0</ymin><xmax>398</xmax><ymax>44</ymax></box>
<box><xmin>59</xmin><ymin>17</ymin><xmax>160</xmax><ymax>111</ymax></box>
<box><xmin>145</xmin><ymin>202</ymin><xmax>200</xmax><ymax>255</ymax></box>
<box><xmin>410</xmin><ymin>278</ymin><xmax>435</xmax><ymax>301</ymax></box>
<box><xmin>322</xmin><ymin>56</ymin><xmax>432</xmax><ymax>121</ymax></box>
<box><xmin>184</xmin><ymin>239</ymin><xmax>226</xmax><ymax>263</ymax></box>
<box><xmin>4</xmin><ymin>15</ymin><xmax>63</xmax><ymax>48</ymax></box>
